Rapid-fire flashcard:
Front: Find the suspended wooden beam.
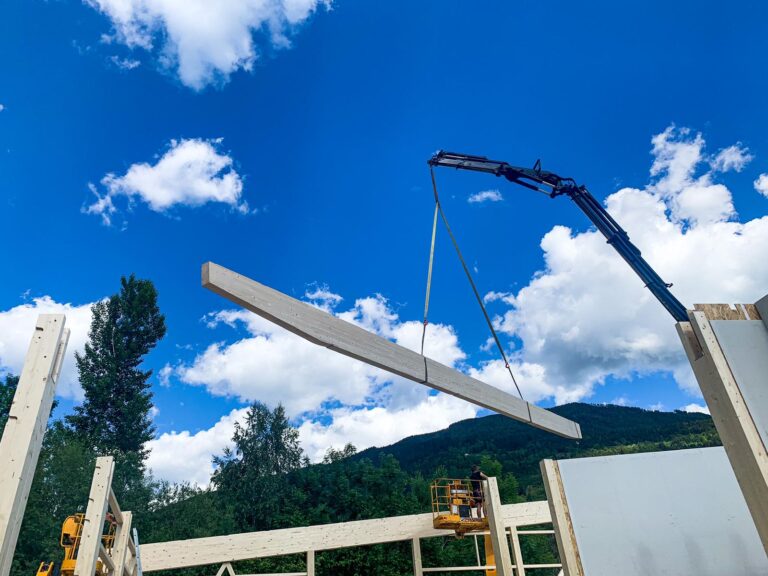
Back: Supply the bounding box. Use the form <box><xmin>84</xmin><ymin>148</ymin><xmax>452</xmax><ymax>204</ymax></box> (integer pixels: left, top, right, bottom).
<box><xmin>141</xmin><ymin>500</ymin><xmax>550</xmax><ymax>571</ymax></box>
<box><xmin>201</xmin><ymin>262</ymin><xmax>581</xmax><ymax>440</ymax></box>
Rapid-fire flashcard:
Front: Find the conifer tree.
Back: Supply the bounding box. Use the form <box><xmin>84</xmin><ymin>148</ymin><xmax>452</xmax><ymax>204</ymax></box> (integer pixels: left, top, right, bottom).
<box><xmin>67</xmin><ymin>275</ymin><xmax>166</xmax><ymax>464</ymax></box>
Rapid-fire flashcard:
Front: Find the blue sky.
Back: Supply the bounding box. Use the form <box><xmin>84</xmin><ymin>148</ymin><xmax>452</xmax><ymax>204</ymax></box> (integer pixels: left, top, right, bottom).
<box><xmin>1</xmin><ymin>0</ymin><xmax>767</xmax><ymax>484</ymax></box>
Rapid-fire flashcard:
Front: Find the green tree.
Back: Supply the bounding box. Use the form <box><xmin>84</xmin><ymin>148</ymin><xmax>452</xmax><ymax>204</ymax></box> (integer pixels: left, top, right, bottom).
<box><xmin>67</xmin><ymin>275</ymin><xmax>166</xmax><ymax>458</ymax></box>
<box><xmin>322</xmin><ymin>443</ymin><xmax>357</xmax><ymax>464</ymax></box>
<box><xmin>66</xmin><ymin>274</ymin><xmax>166</xmax><ymax>513</ymax></box>
<box><xmin>11</xmin><ymin>423</ymin><xmax>95</xmax><ymax>576</ymax></box>
<box><xmin>0</xmin><ymin>374</ymin><xmax>19</xmax><ymax>431</ymax></box>
<box><xmin>213</xmin><ymin>402</ymin><xmax>305</xmax><ymax>530</ymax></box>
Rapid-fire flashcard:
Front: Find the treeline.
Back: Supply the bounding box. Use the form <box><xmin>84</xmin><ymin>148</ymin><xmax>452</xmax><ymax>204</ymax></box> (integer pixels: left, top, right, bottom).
<box><xmin>1</xmin><ymin>275</ymin><xmax>721</xmax><ymax>576</ymax></box>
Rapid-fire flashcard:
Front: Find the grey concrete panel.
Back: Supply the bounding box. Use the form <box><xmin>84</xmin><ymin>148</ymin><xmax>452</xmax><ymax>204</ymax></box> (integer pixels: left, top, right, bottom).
<box><xmin>202</xmin><ymin>262</ymin><xmax>582</xmax><ymax>439</ymax></box>
<box><xmin>711</xmin><ymin>320</ymin><xmax>768</xmax><ymax>450</ymax></box>
<box><xmin>557</xmin><ymin>447</ymin><xmax>767</xmax><ymax>576</ymax></box>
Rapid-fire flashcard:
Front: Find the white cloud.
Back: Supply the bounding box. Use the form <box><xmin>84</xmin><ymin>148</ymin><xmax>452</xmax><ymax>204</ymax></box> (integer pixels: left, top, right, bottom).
<box><xmin>710</xmin><ymin>144</ymin><xmax>753</xmax><ymax>173</ymax></box>
<box><xmin>84</xmin><ymin>0</ymin><xmax>331</xmax><ymax>89</ymax></box>
<box><xmin>85</xmin><ymin>138</ymin><xmax>247</xmax><ymax>225</ymax></box>
<box><xmin>176</xmin><ymin>295</ymin><xmax>465</xmax><ymax>415</ymax></box>
<box><xmin>143</xmin><ymin>291</ymin><xmax>476</xmax><ymax>483</ymax></box>
<box><xmin>304</xmin><ymin>285</ymin><xmax>343</xmax><ymax>308</ymax></box>
<box><xmin>109</xmin><ymin>55</ymin><xmax>141</xmax><ymax>70</ymax></box>
<box><xmin>158</xmin><ymin>364</ymin><xmax>173</xmax><ymax>387</ymax></box>
<box><xmin>0</xmin><ymin>297</ymin><xmax>95</xmax><ymax>400</ymax></box>
<box><xmin>468</xmin><ymin>189</ymin><xmax>503</xmax><ymax>204</ymax></box>
<box><xmin>681</xmin><ymin>403</ymin><xmax>710</xmax><ymax>415</ymax></box>
<box><xmin>649</xmin><ymin>402</ymin><xmax>664</xmax><ymax>411</ymax></box>
<box><xmin>147</xmin><ymin>407</ymin><xmax>248</xmax><ymax>486</ymax></box>
<box><xmin>754</xmin><ymin>174</ymin><xmax>768</xmax><ymax>198</ymax></box>
<box><xmin>147</xmin><ymin>391</ymin><xmax>477</xmax><ymax>485</ymax></box>
<box><xmin>490</xmin><ymin>125</ymin><xmax>768</xmax><ymax>403</ymax></box>
<box><xmin>298</xmin><ymin>393</ymin><xmax>476</xmax><ymax>462</ymax></box>
<box><xmin>0</xmin><ymin>104</ymin><xmax>5</xmax><ymax>112</ymax></box>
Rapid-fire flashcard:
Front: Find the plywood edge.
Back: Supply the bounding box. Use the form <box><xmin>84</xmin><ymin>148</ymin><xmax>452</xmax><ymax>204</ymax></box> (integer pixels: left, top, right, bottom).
<box><xmin>540</xmin><ymin>460</ymin><xmax>583</xmax><ymax>576</ymax></box>
<box><xmin>693</xmin><ymin>303</ymin><xmax>761</xmax><ymax>321</ymax></box>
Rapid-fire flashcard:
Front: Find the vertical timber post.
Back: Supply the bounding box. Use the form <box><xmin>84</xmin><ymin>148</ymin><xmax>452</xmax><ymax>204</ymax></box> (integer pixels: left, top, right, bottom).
<box><xmin>75</xmin><ymin>456</ymin><xmax>115</xmax><ymax>576</ymax></box>
<box><xmin>411</xmin><ymin>538</ymin><xmax>423</xmax><ymax>576</ymax></box>
<box><xmin>484</xmin><ymin>477</ymin><xmax>514</xmax><ymax>576</ymax></box>
<box><xmin>509</xmin><ymin>526</ymin><xmax>526</xmax><ymax>576</ymax></box>
<box><xmin>677</xmin><ymin>300</ymin><xmax>768</xmax><ymax>554</ymax></box>
<box><xmin>540</xmin><ymin>460</ymin><xmax>583</xmax><ymax>576</ymax></box>
<box><xmin>112</xmin><ymin>511</ymin><xmax>133</xmax><ymax>576</ymax></box>
<box><xmin>306</xmin><ymin>549</ymin><xmax>315</xmax><ymax>576</ymax></box>
<box><xmin>0</xmin><ymin>314</ymin><xmax>68</xmax><ymax>576</ymax></box>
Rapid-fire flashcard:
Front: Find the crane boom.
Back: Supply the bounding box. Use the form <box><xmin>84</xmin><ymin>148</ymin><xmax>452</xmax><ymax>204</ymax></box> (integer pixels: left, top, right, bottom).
<box><xmin>428</xmin><ymin>150</ymin><xmax>688</xmax><ymax>322</ymax></box>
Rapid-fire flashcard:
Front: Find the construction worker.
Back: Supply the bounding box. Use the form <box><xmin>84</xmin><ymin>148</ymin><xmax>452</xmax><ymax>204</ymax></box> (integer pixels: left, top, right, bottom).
<box><xmin>470</xmin><ymin>465</ymin><xmax>489</xmax><ymax>519</ymax></box>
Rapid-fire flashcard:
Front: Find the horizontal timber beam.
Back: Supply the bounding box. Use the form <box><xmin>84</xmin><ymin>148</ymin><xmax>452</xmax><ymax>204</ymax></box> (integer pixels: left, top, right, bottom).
<box><xmin>201</xmin><ymin>262</ymin><xmax>581</xmax><ymax>439</ymax></box>
<box><xmin>141</xmin><ymin>500</ymin><xmax>550</xmax><ymax>572</ymax></box>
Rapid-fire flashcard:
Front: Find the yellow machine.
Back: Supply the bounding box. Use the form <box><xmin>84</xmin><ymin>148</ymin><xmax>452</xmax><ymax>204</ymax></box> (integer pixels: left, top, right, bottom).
<box><xmin>431</xmin><ymin>478</ymin><xmax>489</xmax><ymax>535</ymax></box>
<box><xmin>36</xmin><ymin>514</ymin><xmax>117</xmax><ymax>576</ymax></box>
<box><xmin>431</xmin><ymin>479</ymin><xmax>496</xmax><ymax>576</ymax></box>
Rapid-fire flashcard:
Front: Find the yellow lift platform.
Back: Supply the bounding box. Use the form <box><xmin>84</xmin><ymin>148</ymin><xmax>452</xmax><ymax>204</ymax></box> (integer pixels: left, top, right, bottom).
<box><xmin>36</xmin><ymin>513</ymin><xmax>117</xmax><ymax>576</ymax></box>
<box><xmin>431</xmin><ymin>479</ymin><xmax>497</xmax><ymax>576</ymax></box>
<box><xmin>431</xmin><ymin>478</ymin><xmax>489</xmax><ymax>535</ymax></box>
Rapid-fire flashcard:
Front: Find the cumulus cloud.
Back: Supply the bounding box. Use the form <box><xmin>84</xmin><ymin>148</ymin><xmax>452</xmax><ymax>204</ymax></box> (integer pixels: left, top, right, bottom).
<box><xmin>488</xmin><ymin>125</ymin><xmax>768</xmax><ymax>403</ymax></box>
<box><xmin>298</xmin><ymin>393</ymin><xmax>476</xmax><ymax>462</ymax></box>
<box><xmin>109</xmin><ymin>55</ymin><xmax>141</xmax><ymax>70</ymax></box>
<box><xmin>304</xmin><ymin>285</ymin><xmax>343</xmax><ymax>309</ymax></box>
<box><xmin>754</xmin><ymin>174</ymin><xmax>768</xmax><ymax>198</ymax></box>
<box><xmin>145</xmin><ymin>290</ymin><xmax>478</xmax><ymax>482</ymax></box>
<box><xmin>0</xmin><ymin>297</ymin><xmax>94</xmax><ymax>399</ymax></box>
<box><xmin>147</xmin><ymin>407</ymin><xmax>248</xmax><ymax>486</ymax></box>
<box><xmin>176</xmin><ymin>294</ymin><xmax>465</xmax><ymax>415</ymax></box>
<box><xmin>85</xmin><ymin>138</ymin><xmax>247</xmax><ymax>225</ymax></box>
<box><xmin>681</xmin><ymin>403</ymin><xmax>710</xmax><ymax>415</ymax></box>
<box><xmin>710</xmin><ymin>144</ymin><xmax>753</xmax><ymax>173</ymax></box>
<box><xmin>468</xmin><ymin>189</ymin><xmax>503</xmax><ymax>204</ymax></box>
<box><xmin>84</xmin><ymin>0</ymin><xmax>331</xmax><ymax>89</ymax></box>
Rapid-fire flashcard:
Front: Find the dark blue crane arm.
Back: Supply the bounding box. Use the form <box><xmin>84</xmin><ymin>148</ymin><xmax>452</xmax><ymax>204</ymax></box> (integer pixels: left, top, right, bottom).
<box><xmin>428</xmin><ymin>150</ymin><xmax>689</xmax><ymax>322</ymax></box>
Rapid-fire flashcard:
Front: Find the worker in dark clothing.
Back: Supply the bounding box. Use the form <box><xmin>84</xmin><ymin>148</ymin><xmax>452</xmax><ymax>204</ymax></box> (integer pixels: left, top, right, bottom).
<box><xmin>470</xmin><ymin>465</ymin><xmax>489</xmax><ymax>519</ymax></box>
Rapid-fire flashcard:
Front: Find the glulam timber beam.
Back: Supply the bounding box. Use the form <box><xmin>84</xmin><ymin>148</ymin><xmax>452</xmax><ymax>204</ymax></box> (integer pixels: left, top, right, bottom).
<box><xmin>201</xmin><ymin>262</ymin><xmax>581</xmax><ymax>440</ymax></box>
<box><xmin>142</xmin><ymin>500</ymin><xmax>550</xmax><ymax>572</ymax></box>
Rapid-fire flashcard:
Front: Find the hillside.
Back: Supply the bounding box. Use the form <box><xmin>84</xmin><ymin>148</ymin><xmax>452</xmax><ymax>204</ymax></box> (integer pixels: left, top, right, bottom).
<box><xmin>354</xmin><ymin>403</ymin><xmax>720</xmax><ymax>497</ymax></box>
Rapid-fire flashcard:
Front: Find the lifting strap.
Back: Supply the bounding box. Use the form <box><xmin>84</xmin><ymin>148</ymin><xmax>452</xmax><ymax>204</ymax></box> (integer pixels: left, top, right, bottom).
<box><xmin>420</xmin><ymin>167</ymin><xmax>525</xmax><ymax>401</ymax></box>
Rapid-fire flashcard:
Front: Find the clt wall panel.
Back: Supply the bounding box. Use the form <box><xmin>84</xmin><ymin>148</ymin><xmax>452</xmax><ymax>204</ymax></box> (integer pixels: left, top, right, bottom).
<box><xmin>549</xmin><ymin>447</ymin><xmax>767</xmax><ymax>576</ymax></box>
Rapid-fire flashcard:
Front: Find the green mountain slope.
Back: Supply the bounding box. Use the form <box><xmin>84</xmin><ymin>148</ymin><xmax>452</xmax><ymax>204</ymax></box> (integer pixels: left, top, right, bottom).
<box><xmin>353</xmin><ymin>403</ymin><xmax>720</xmax><ymax>497</ymax></box>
